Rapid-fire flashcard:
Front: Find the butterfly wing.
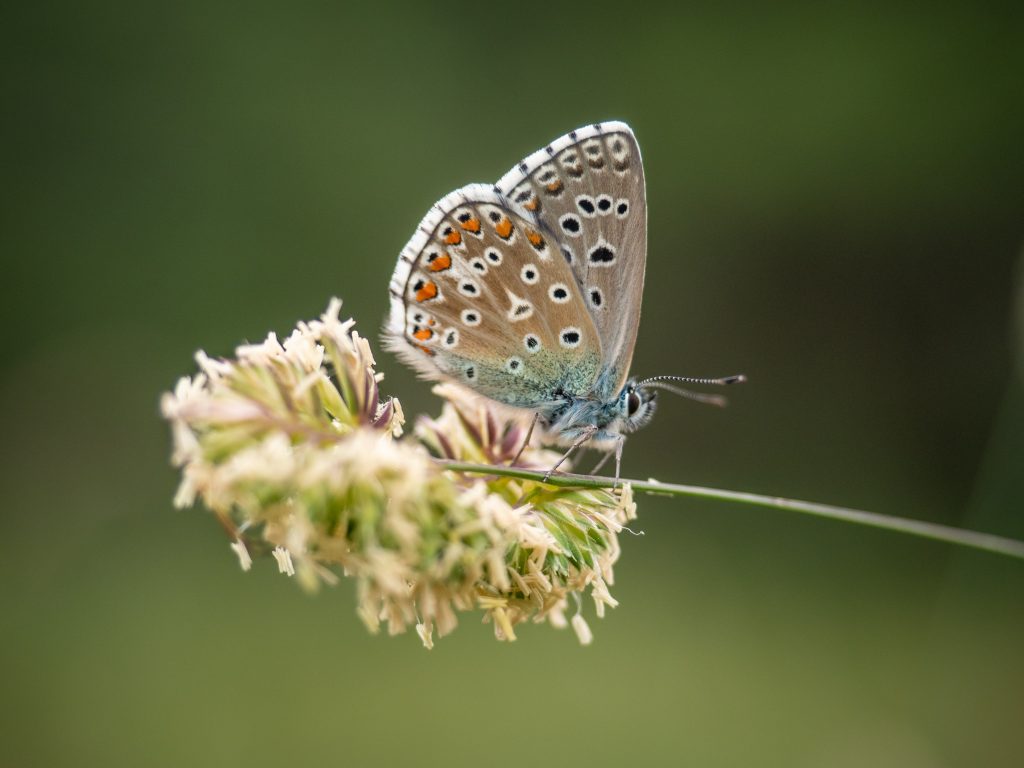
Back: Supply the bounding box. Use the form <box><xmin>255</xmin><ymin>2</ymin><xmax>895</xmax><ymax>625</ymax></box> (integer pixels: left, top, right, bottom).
<box><xmin>386</xmin><ymin>184</ymin><xmax>602</xmax><ymax>411</ymax></box>
<box><xmin>495</xmin><ymin>122</ymin><xmax>647</xmax><ymax>400</ymax></box>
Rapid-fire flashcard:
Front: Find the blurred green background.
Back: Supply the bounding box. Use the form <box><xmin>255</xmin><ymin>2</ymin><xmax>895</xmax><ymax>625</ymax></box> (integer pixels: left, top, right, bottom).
<box><xmin>3</xmin><ymin>2</ymin><xmax>1023</xmax><ymax>766</ymax></box>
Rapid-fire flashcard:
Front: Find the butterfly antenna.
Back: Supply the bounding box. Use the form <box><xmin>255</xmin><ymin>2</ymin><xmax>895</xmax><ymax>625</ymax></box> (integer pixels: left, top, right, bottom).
<box><xmin>640</xmin><ymin>381</ymin><xmax>728</xmax><ymax>408</ymax></box>
<box><xmin>637</xmin><ymin>374</ymin><xmax>746</xmax><ymax>388</ymax></box>
<box><xmin>637</xmin><ymin>374</ymin><xmax>746</xmax><ymax>409</ymax></box>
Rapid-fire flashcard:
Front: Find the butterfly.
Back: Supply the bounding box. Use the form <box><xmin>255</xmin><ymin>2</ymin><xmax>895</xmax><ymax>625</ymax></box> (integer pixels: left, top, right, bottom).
<box><xmin>386</xmin><ymin>121</ymin><xmax>743</xmax><ymax>482</ymax></box>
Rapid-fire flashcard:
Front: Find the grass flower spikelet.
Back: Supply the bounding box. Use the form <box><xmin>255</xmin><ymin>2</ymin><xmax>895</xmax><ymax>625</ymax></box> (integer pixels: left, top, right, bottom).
<box><xmin>162</xmin><ymin>299</ymin><xmax>637</xmax><ymax>647</ymax></box>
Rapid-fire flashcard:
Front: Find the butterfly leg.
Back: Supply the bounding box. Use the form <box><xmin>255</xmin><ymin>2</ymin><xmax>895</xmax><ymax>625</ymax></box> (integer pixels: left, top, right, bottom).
<box><xmin>542</xmin><ymin>425</ymin><xmax>598</xmax><ymax>482</ymax></box>
<box><xmin>590</xmin><ymin>449</ymin><xmax>614</xmax><ymax>475</ymax></box>
<box><xmin>510</xmin><ymin>413</ymin><xmax>539</xmax><ymax>467</ymax></box>
<box><xmin>612</xmin><ymin>435</ymin><xmax>625</xmax><ymax>489</ymax></box>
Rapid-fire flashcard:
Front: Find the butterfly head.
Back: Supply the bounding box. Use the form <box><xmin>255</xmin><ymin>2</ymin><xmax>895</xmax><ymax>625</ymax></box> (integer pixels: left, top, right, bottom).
<box><xmin>625</xmin><ymin>373</ymin><xmax>748</xmax><ymax>433</ymax></box>
<box><xmin>620</xmin><ymin>379</ymin><xmax>658</xmax><ymax>433</ymax></box>
<box><xmin>615</xmin><ymin>372</ymin><xmax>747</xmax><ymax>435</ymax></box>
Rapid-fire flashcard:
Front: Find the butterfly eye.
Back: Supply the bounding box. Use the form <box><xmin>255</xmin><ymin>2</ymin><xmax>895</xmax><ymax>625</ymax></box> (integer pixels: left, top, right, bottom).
<box><xmin>627</xmin><ymin>391</ymin><xmax>642</xmax><ymax>416</ymax></box>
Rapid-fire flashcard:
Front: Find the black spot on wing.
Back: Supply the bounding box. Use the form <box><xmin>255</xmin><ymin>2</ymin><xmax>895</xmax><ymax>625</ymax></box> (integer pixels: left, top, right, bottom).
<box><xmin>588</xmin><ymin>245</ymin><xmax>615</xmax><ymax>264</ymax></box>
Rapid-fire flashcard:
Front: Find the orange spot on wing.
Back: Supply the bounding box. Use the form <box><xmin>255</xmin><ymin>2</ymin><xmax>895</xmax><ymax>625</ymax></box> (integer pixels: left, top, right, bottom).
<box><xmin>460</xmin><ymin>217</ymin><xmax>481</xmax><ymax>233</ymax></box>
<box><xmin>495</xmin><ymin>217</ymin><xmax>513</xmax><ymax>239</ymax></box>
<box><xmin>412</xmin><ymin>327</ymin><xmax>433</xmax><ymax>341</ymax></box>
<box><xmin>416</xmin><ymin>344</ymin><xmax>435</xmax><ymax>356</ymax></box>
<box><xmin>526</xmin><ymin>230</ymin><xmax>544</xmax><ymax>248</ymax></box>
<box><xmin>444</xmin><ymin>229</ymin><xmax>462</xmax><ymax>245</ymax></box>
<box><xmin>546</xmin><ymin>179</ymin><xmax>563</xmax><ymax>193</ymax></box>
<box><xmin>415</xmin><ymin>281</ymin><xmax>438</xmax><ymax>302</ymax></box>
<box><xmin>427</xmin><ymin>253</ymin><xmax>451</xmax><ymax>271</ymax></box>
<box><xmin>524</xmin><ymin>197</ymin><xmax>539</xmax><ymax>211</ymax></box>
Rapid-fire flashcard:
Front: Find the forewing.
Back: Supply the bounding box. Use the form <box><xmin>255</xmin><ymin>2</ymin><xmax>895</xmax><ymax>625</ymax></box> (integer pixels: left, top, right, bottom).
<box><xmin>495</xmin><ymin>122</ymin><xmax>647</xmax><ymax>397</ymax></box>
<box><xmin>386</xmin><ymin>184</ymin><xmax>602</xmax><ymax>409</ymax></box>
